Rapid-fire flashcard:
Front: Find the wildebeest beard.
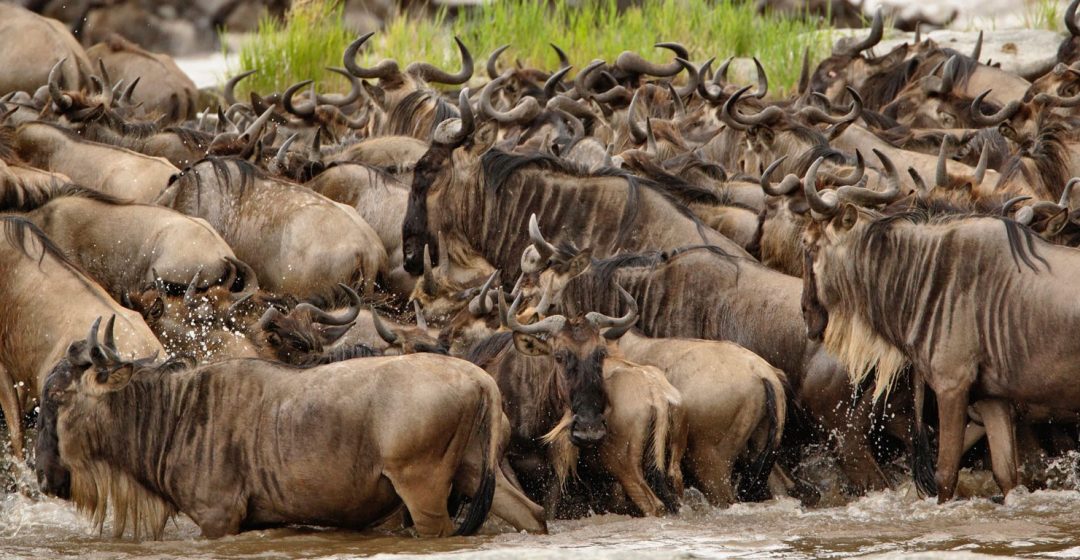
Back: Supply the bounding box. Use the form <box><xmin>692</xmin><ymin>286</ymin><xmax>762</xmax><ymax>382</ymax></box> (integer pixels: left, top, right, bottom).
<box><xmin>402</xmin><ymin>145</ymin><xmax>451</xmax><ymax>275</ymax></box>
<box><xmin>36</xmin><ymin>355</ymin><xmax>83</xmax><ymax>499</ymax></box>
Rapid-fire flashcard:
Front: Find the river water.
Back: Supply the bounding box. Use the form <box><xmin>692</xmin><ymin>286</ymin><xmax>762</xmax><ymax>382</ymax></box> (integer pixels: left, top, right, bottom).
<box><xmin>4</xmin><ymin>455</ymin><xmax>1080</xmax><ymax>560</ymax></box>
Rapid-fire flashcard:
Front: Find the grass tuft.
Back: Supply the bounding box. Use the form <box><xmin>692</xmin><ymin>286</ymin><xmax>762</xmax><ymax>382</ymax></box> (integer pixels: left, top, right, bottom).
<box><xmin>229</xmin><ymin>0</ymin><xmax>831</xmax><ymax>98</ymax></box>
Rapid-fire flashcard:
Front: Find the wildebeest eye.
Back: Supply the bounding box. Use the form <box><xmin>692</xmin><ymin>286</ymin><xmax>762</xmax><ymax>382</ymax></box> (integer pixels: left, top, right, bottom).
<box><xmin>149</xmin><ymin>298</ymin><xmax>165</xmax><ymax>320</ymax></box>
<box><xmin>288</xmin><ymin>337</ymin><xmax>310</xmax><ymax>352</ymax></box>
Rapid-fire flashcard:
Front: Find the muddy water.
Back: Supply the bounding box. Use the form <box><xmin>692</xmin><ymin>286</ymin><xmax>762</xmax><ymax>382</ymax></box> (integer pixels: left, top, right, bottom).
<box><xmin>5</xmin><ymin>457</ymin><xmax>1080</xmax><ymax>560</ymax></box>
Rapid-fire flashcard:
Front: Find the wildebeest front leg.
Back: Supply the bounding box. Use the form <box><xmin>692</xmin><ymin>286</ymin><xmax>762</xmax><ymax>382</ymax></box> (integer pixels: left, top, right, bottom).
<box><xmin>0</xmin><ymin>364</ymin><xmax>23</xmax><ymax>460</ymax></box>
<box><xmin>933</xmin><ymin>385</ymin><xmax>970</xmax><ymax>503</ymax></box>
<box><xmin>973</xmin><ymin>398</ymin><xmax>1019</xmax><ymax>497</ymax></box>
<box><xmin>602</xmin><ymin>439</ymin><xmax>666</xmax><ymax>516</ymax></box>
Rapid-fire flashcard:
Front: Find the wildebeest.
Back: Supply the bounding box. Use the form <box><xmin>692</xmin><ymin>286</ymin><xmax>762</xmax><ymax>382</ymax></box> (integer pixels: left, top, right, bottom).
<box><xmin>38</xmin><ymin>318</ymin><xmax>547</xmax><ymax>538</ymax></box>
<box><xmin>14</xmin><ymin>122</ymin><xmax>178</xmax><ymax>202</ymax></box>
<box><xmin>402</xmin><ymin>91</ymin><xmax>750</xmax><ymax>286</ymax></box>
<box><xmin>86</xmin><ymin>34</ymin><xmax>199</xmax><ymax>122</ymax></box>
<box><xmin>0</xmin><ymin>5</ymin><xmax>93</xmax><ymax>96</ymax></box>
<box><xmin>155</xmin><ymin>157</ymin><xmax>388</xmax><ymax>301</ymax></box>
<box><xmin>467</xmin><ymin>291</ymin><xmax>688</xmax><ymax>517</ymax></box>
<box><xmin>0</xmin><ymin>217</ymin><xmax>163</xmax><ymax>459</ymax></box>
<box><xmin>802</xmin><ymin>176</ymin><xmax>1080</xmax><ymax>502</ymax></box>
<box><xmin>3</xmin><ymin>183</ymin><xmax>243</xmax><ymax>300</ymax></box>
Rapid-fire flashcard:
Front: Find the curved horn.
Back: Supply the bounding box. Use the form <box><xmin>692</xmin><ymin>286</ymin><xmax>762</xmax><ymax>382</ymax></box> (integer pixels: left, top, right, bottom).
<box><xmin>614</xmin><ymin>42</ymin><xmax>687</xmax><ymax>78</ymax></box>
<box><xmin>102</xmin><ymin>315</ymin><xmax>118</xmax><ymax>356</ymax></box>
<box><xmin>750</xmin><ymin>57</ymin><xmax>768</xmax><ymax>99</ymax></box>
<box><xmin>971</xmin><ymin>30</ymin><xmax>984</xmax><ymax>61</ymax></box>
<box><xmin>909</xmin><ymin>167</ymin><xmax>929</xmax><ymax>192</ymax></box>
<box><xmin>506</xmin><ymin>293</ymin><xmax>566</xmax><ymax>336</ymax></box>
<box><xmin>225</xmin><ymin>256</ymin><xmax>259</xmax><ymax>294</ymax></box>
<box><xmin>823</xmin><ymin>150</ymin><xmax>865</xmax><ymax>186</ymax></box>
<box><xmin>487</xmin><ymin>44</ymin><xmax>510</xmax><ymax>80</ymax></box>
<box><xmin>837</xmin><ymin>149</ymin><xmax>902</xmax><ymax>205</ymax></box>
<box><xmin>422</xmin><ymin>244</ymin><xmax>437</xmax><ymax>296</ymax></box>
<box><xmin>971</xmin><ymin>90</ymin><xmax>1021</xmax><ymax>126</ymax></box>
<box><xmin>370</xmin><ymin>307</ymin><xmax>399</xmax><ymax>344</ymax></box>
<box><xmin>183</xmin><ymin>267</ymin><xmax>204</xmax><ymax>308</ymax></box>
<box><xmin>296</xmin><ymin>284</ymin><xmax>361</xmax><ymax>326</ymax></box>
<box><xmin>282</xmin><ymin>80</ymin><xmax>316</xmax><ymax>118</ymax></box>
<box><xmin>714</xmin><ymin>56</ymin><xmax>733</xmax><ymax>85</ymax></box>
<box><xmin>936</xmin><ymin>135</ymin><xmax>954</xmax><ymax>188</ymax></box>
<box><xmin>47</xmin><ymin>58</ymin><xmax>73</xmax><ymax>110</ymax></box>
<box><xmin>673</xmin><ymin>58</ymin><xmax>700</xmax><ymax>100</ymax></box>
<box><xmin>573</xmin><ymin>59</ymin><xmax>606</xmax><ymax>100</ymax></box>
<box><xmin>274</xmin><ymin>133</ymin><xmax>298</xmax><ymax>171</ymax></box>
<box><xmin>665</xmin><ymin>82</ymin><xmax>685</xmax><ymax>118</ymax></box>
<box><xmin>224</xmin><ymin>69</ymin><xmax>256</xmax><ymax>106</ymax></box>
<box><xmin>1001</xmin><ymin>195</ymin><xmax>1032</xmax><ymax>216</ymax></box>
<box><xmin>551</xmin><ymin>43</ymin><xmax>571</xmax><ymax>69</ymax></box>
<box><xmin>724</xmin><ymin>85</ymin><xmax>783</xmax><ymax>128</ymax></box>
<box><xmin>529</xmin><ymin>213</ymin><xmax>557</xmax><ymax>261</ymax></box>
<box><xmin>627</xmin><ymin>87</ymin><xmax>647</xmax><ymax>144</ymax></box>
<box><xmin>480</xmin><ymin>75</ymin><xmax>541</xmax><ymax>124</ymax></box>
<box><xmin>696</xmin><ymin>57</ymin><xmax>724</xmax><ymax>103</ymax></box>
<box><xmin>121</xmin><ymin>77</ymin><xmax>139</xmax><ymax>105</ymax></box>
<box><xmin>586</xmin><ymin>285</ymin><xmax>638</xmax><ymax>331</ymax></box>
<box><xmin>544</xmin><ymin>65</ymin><xmax>573</xmax><ymax>100</ymax></box>
<box><xmin>802</xmin><ymin>157</ymin><xmax>839</xmax><ymax>217</ymax></box>
<box><xmin>761</xmin><ymin>156</ymin><xmax>801</xmax><ymax>196</ymax></box>
<box><xmin>841</xmin><ymin>8</ymin><xmax>883</xmax><ymax>56</ymax></box>
<box><xmin>433</xmin><ymin>88</ymin><xmax>474</xmax><ymax>146</ymax></box>
<box><xmin>797</xmin><ymin>47</ymin><xmax>811</xmax><ymax>95</ymax></box>
<box><xmin>406</xmin><ymin>36</ymin><xmax>473</xmax><ymax>85</ymax></box>
<box><xmin>413</xmin><ymin>300</ymin><xmax>429</xmax><ymax>331</ymax></box>
<box><xmin>343</xmin><ymin>32</ymin><xmax>400</xmax><ymax>80</ymax></box>
<box><xmin>800</xmin><ymin>86</ymin><xmax>863</xmax><ymax>125</ymax></box>
<box><xmin>315</xmin><ymin>67</ymin><xmax>362</xmax><ymax>106</ymax></box>
<box><xmin>468</xmin><ymin>270</ymin><xmax>498</xmax><ymax>316</ymax></box>
<box><xmin>645</xmin><ymin>118</ymin><xmax>657</xmax><ymax>155</ymax></box>
<box><xmin>973</xmin><ymin>141</ymin><xmax>989</xmax><ymax>186</ymax></box>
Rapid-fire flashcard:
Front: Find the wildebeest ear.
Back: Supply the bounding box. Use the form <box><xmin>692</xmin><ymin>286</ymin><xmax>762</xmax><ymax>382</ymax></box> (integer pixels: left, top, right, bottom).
<box><xmin>362</xmin><ymin>82</ymin><xmax>386</xmax><ymax>110</ymax></box>
<box><xmin>93</xmin><ymin>363</ymin><xmax>135</xmax><ymax>393</ymax></box>
<box><xmin>513</xmin><ymin>332</ymin><xmax>550</xmax><ymax>356</ymax></box>
<box><xmin>566</xmin><ymin>248</ymin><xmax>593</xmax><ymax>278</ymax></box>
<box><xmin>837</xmin><ymin>203</ymin><xmax>858</xmax><ymax>231</ymax></box>
<box><xmin>147</xmin><ymin>296</ymin><xmax>165</xmax><ymax>320</ymax></box>
<box><xmin>470</xmin><ymin>121</ymin><xmax>498</xmax><ymax>156</ymax></box>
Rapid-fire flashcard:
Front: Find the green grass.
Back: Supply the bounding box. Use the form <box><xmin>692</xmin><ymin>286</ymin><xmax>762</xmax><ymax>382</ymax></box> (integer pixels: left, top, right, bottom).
<box><xmin>1023</xmin><ymin>0</ymin><xmax>1063</xmax><ymax>32</ymax></box>
<box><xmin>226</xmin><ymin>0</ymin><xmax>353</xmax><ymax>97</ymax></box>
<box><xmin>228</xmin><ymin>0</ymin><xmax>831</xmax><ymax>99</ymax></box>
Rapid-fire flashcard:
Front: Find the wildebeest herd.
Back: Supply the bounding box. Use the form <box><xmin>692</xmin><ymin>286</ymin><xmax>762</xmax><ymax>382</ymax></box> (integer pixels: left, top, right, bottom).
<box><xmin>4</xmin><ymin>0</ymin><xmax>1080</xmax><ymax>541</ymax></box>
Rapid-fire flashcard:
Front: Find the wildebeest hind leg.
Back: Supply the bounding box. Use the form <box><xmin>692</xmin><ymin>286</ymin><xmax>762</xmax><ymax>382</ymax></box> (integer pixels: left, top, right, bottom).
<box><xmin>602</xmin><ymin>439</ymin><xmax>666</xmax><ymax>516</ymax></box>
<box><xmin>974</xmin><ymin>398</ymin><xmax>1019</xmax><ymax>497</ymax></box>
<box><xmin>490</xmin><ymin>467</ymin><xmax>548</xmax><ymax>533</ymax></box>
<box><xmin>0</xmin><ymin>365</ymin><xmax>23</xmax><ymax>460</ymax></box>
<box><xmin>685</xmin><ymin>445</ymin><xmax>736</xmax><ymax>506</ymax></box>
<box><xmin>387</xmin><ymin>464</ymin><xmax>455</xmax><ymax>537</ymax></box>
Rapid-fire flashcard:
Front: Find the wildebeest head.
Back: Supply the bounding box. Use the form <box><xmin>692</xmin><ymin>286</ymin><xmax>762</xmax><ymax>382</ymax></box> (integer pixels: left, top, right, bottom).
<box><xmin>402</xmin><ymin>88</ymin><xmax>498</xmax><ymax>277</ymax></box>
<box><xmin>504</xmin><ymin>287</ymin><xmax>637</xmax><ymax>447</ymax></box>
<box><xmin>36</xmin><ymin>317</ymin><xmax>149</xmax><ymax>499</ymax></box>
<box><xmin>127</xmin><ymin>258</ymin><xmax>260</xmax><ymax>359</ymax></box>
<box><xmin>254</xmin><ymin>284</ymin><xmax>362</xmax><ymax>365</ymax></box>
<box><xmin>370</xmin><ymin>301</ymin><xmax>448</xmax><ymax>356</ymax></box>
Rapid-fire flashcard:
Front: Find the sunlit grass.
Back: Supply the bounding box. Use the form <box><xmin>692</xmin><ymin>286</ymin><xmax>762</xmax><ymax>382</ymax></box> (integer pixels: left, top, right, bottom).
<box><xmin>1023</xmin><ymin>0</ymin><xmax>1064</xmax><ymax>32</ymax></box>
<box><xmin>228</xmin><ymin>0</ymin><xmax>832</xmax><ymax>98</ymax></box>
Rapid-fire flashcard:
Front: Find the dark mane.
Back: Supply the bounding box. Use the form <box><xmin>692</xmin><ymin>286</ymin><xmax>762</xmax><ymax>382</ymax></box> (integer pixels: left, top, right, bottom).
<box><xmin>464</xmin><ymin>331</ymin><xmax>513</xmax><ymax>367</ymax></box>
<box><xmin>995</xmin><ymin>119</ymin><xmax>1070</xmax><ymax>200</ymax></box>
<box><xmin>480</xmin><ymin>149</ymin><xmax>716</xmax><ymax>245</ymax></box>
<box><xmin>2</xmin><ymin>215</ymin><xmax>87</xmax><ymax>274</ymax></box>
<box><xmin>389</xmin><ymin>90</ymin><xmax>457</xmax><ymax>138</ymax></box>
<box><xmin>184</xmin><ymin>156</ymin><xmax>263</xmax><ymax>199</ymax></box>
<box><xmin>0</xmin><ymin>126</ymin><xmax>15</xmax><ymax>162</ymax></box>
<box><xmin>860</xmin><ymin>59</ymin><xmax>917</xmax><ymax>110</ymax></box>
<box><xmin>587</xmin><ymin>251</ymin><xmax>667</xmax><ymax>292</ymax></box>
<box><xmin>864</xmin><ymin>211</ymin><xmax>1049</xmax><ymax>273</ymax></box>
<box><xmin>164</xmin><ymin>126</ymin><xmax>213</xmax><ymax>149</ymax></box>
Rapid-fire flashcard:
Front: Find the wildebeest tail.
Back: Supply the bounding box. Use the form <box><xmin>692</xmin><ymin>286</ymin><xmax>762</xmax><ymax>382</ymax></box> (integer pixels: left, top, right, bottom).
<box><xmin>912</xmin><ymin>376</ymin><xmax>938</xmax><ymax>497</ymax></box>
<box><xmin>738</xmin><ymin>377</ymin><xmax>785</xmax><ymax>502</ymax></box>
<box><xmin>645</xmin><ymin>389</ymin><xmax>684</xmax><ymax>514</ymax></box>
<box><xmin>453</xmin><ymin>386</ymin><xmax>498</xmax><ymax>536</ymax></box>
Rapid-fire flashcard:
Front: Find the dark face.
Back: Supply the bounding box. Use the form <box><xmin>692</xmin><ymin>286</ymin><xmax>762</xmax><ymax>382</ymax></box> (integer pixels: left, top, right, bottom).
<box><xmin>801</xmin><ymin>226</ymin><xmax>830</xmax><ymax>342</ymax></box>
<box><xmin>551</xmin><ymin>320</ymin><xmax>609</xmax><ymax>447</ymax></box>
<box><xmin>35</xmin><ymin>346</ymin><xmax>89</xmax><ymax>499</ymax></box>
<box><xmin>402</xmin><ymin>146</ymin><xmax>451</xmax><ymax>276</ymax></box>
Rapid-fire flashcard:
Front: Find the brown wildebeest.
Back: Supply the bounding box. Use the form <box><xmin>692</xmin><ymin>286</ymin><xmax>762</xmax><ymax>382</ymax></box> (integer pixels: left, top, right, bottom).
<box><xmin>802</xmin><ymin>173</ymin><xmax>1080</xmax><ymax>502</ymax></box>
<box><xmin>0</xmin><ymin>5</ymin><xmax>93</xmax><ymax>96</ymax></box>
<box><xmin>86</xmin><ymin>34</ymin><xmax>199</xmax><ymax>123</ymax></box>
<box><xmin>38</xmin><ymin>318</ymin><xmax>547</xmax><ymax>538</ymax></box>
<box><xmin>14</xmin><ymin>122</ymin><xmax>178</xmax><ymax>202</ymax></box>
<box><xmin>155</xmin><ymin>157</ymin><xmax>388</xmax><ymax>301</ymax></box>
<box><xmin>0</xmin><ymin>217</ymin><xmax>163</xmax><ymax>459</ymax></box>
<box><xmin>468</xmin><ymin>290</ymin><xmax>688</xmax><ymax>518</ymax></box>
